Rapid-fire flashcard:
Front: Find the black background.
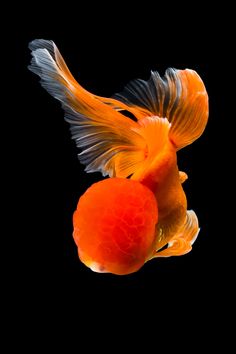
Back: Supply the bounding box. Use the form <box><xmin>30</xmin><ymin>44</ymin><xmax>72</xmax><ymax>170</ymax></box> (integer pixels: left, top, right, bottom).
<box><xmin>11</xmin><ymin>5</ymin><xmax>232</xmax><ymax>347</ymax></box>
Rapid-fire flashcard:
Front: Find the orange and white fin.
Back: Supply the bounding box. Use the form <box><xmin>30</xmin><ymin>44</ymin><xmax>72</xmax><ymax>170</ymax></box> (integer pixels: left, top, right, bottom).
<box><xmin>113</xmin><ymin>68</ymin><xmax>209</xmax><ymax>150</ymax></box>
<box><xmin>28</xmin><ymin>40</ymin><xmax>170</xmax><ymax>178</ymax></box>
<box><xmin>151</xmin><ymin>210</ymin><xmax>200</xmax><ymax>258</ymax></box>
<box><xmin>28</xmin><ymin>40</ymin><xmax>148</xmax><ymax>177</ymax></box>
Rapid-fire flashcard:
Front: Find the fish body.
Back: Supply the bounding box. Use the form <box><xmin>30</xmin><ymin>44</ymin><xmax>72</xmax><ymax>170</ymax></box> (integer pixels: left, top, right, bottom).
<box><xmin>133</xmin><ymin>128</ymin><xmax>187</xmax><ymax>250</ymax></box>
<box><xmin>29</xmin><ymin>39</ymin><xmax>208</xmax><ymax>274</ymax></box>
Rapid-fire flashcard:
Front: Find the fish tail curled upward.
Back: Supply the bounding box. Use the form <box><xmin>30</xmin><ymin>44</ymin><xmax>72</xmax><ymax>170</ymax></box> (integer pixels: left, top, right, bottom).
<box><xmin>28</xmin><ymin>40</ymin><xmax>176</xmax><ymax>179</ymax></box>
<box><xmin>112</xmin><ymin>68</ymin><xmax>209</xmax><ymax>150</ymax></box>
<box><xmin>29</xmin><ymin>40</ymin><xmax>150</xmax><ymax>178</ymax></box>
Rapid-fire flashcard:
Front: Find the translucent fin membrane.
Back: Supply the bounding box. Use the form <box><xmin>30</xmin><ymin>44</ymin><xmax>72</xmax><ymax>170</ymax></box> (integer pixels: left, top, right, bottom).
<box><xmin>113</xmin><ymin>69</ymin><xmax>209</xmax><ymax>149</ymax></box>
<box><xmin>28</xmin><ymin>40</ymin><xmax>146</xmax><ymax>177</ymax></box>
<box><xmin>28</xmin><ymin>40</ymin><xmax>172</xmax><ymax>178</ymax></box>
<box><xmin>151</xmin><ymin>210</ymin><xmax>200</xmax><ymax>258</ymax></box>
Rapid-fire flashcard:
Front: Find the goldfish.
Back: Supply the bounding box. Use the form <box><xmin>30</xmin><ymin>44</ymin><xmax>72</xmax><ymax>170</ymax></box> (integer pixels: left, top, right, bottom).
<box><xmin>29</xmin><ymin>39</ymin><xmax>209</xmax><ymax>275</ymax></box>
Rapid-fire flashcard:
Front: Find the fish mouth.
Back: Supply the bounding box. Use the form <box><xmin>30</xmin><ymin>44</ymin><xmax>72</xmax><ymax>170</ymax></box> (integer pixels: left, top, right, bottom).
<box><xmin>89</xmin><ymin>262</ymin><xmax>108</xmax><ymax>273</ymax></box>
<box><xmin>78</xmin><ymin>248</ymin><xmax>109</xmax><ymax>273</ymax></box>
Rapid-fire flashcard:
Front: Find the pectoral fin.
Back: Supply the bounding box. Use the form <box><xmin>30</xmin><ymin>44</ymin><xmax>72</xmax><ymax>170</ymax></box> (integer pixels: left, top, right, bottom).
<box><xmin>151</xmin><ymin>210</ymin><xmax>199</xmax><ymax>258</ymax></box>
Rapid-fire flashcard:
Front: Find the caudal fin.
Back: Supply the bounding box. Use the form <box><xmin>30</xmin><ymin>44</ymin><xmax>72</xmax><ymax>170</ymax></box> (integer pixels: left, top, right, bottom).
<box><xmin>113</xmin><ymin>68</ymin><xmax>209</xmax><ymax>150</ymax></box>
<box><xmin>29</xmin><ymin>40</ymin><xmax>171</xmax><ymax>178</ymax></box>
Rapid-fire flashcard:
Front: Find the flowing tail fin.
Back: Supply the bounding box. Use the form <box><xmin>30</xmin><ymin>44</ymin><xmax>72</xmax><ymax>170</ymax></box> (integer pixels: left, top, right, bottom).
<box><xmin>28</xmin><ymin>40</ymin><xmax>171</xmax><ymax>178</ymax></box>
<box><xmin>112</xmin><ymin>68</ymin><xmax>209</xmax><ymax>150</ymax></box>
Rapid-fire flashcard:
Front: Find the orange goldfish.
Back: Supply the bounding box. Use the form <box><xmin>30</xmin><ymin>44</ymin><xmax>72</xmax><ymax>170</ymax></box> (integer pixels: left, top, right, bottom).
<box><xmin>29</xmin><ymin>39</ymin><xmax>208</xmax><ymax>275</ymax></box>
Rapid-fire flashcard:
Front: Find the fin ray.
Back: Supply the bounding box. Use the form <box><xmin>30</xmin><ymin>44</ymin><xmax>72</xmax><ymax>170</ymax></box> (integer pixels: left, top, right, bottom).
<box><xmin>28</xmin><ymin>39</ymin><xmax>147</xmax><ymax>177</ymax></box>
<box><xmin>113</xmin><ymin>68</ymin><xmax>209</xmax><ymax>149</ymax></box>
<box><xmin>151</xmin><ymin>210</ymin><xmax>200</xmax><ymax>258</ymax></box>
